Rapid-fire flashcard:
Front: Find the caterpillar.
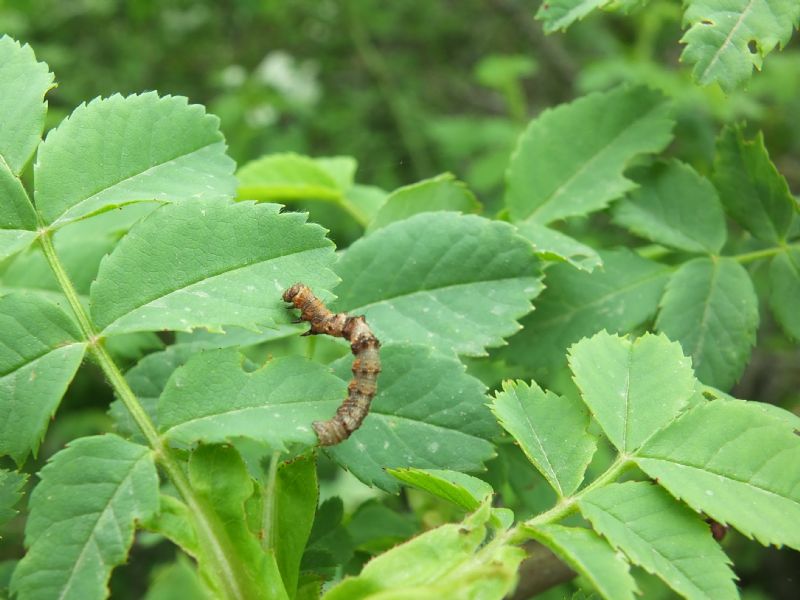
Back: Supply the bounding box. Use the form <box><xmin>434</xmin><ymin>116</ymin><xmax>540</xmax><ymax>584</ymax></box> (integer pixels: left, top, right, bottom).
<box><xmin>283</xmin><ymin>283</ymin><xmax>381</xmax><ymax>446</ymax></box>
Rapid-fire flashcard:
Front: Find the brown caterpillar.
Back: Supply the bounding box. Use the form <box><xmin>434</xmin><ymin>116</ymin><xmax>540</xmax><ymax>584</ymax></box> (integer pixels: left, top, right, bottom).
<box><xmin>283</xmin><ymin>283</ymin><xmax>381</xmax><ymax>446</ymax></box>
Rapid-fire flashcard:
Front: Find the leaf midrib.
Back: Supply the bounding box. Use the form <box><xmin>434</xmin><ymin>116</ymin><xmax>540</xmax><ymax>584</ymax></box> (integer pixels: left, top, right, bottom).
<box><xmin>526</xmin><ymin>102</ymin><xmax>664</xmax><ymax>222</ymax></box>
<box><xmin>698</xmin><ymin>0</ymin><xmax>757</xmax><ymax>82</ymax></box>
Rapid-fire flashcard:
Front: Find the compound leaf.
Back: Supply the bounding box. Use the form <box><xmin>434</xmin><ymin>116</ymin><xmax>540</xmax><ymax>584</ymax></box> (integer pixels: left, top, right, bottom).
<box><xmin>525</xmin><ymin>524</ymin><xmax>637</xmax><ymax>600</ymax></box>
<box><xmin>0</xmin><ymin>469</ymin><xmax>27</xmax><ymax>527</ymax></box>
<box><xmin>158</xmin><ymin>348</ymin><xmax>345</xmax><ymax>449</ymax></box>
<box><xmin>579</xmin><ymin>481</ymin><xmax>737</xmax><ymax>600</ymax></box>
<box><xmin>332</xmin><ymin>212</ymin><xmax>543</xmax><ymax>357</ymax></box>
<box><xmin>613</xmin><ymin>160</ymin><xmax>727</xmax><ymax>254</ymax></box>
<box><xmin>505</xmin><ymin>85</ymin><xmax>673</xmax><ymax>224</ymax></box>
<box><xmin>90</xmin><ymin>199</ymin><xmax>337</xmax><ymax>335</ymax></box>
<box><xmin>0</xmin><ymin>293</ymin><xmax>86</xmax><ymax>463</ymax></box>
<box><xmin>0</xmin><ymin>36</ymin><xmax>54</xmax><ymax>175</ymax></box>
<box><xmin>499</xmin><ymin>249</ymin><xmax>670</xmax><ymax>378</ymax></box>
<box><xmin>769</xmin><ymin>248</ymin><xmax>800</xmax><ymax>339</ymax></box>
<box><xmin>327</xmin><ymin>344</ymin><xmax>498</xmax><ymax>492</ymax></box>
<box><xmin>656</xmin><ymin>256</ymin><xmax>758</xmax><ymax>390</ymax></box>
<box><xmin>568</xmin><ymin>331</ymin><xmax>696</xmax><ymax>453</ymax></box>
<box><xmin>681</xmin><ymin>0</ymin><xmax>800</xmax><ymax>92</ymax></box>
<box><xmin>713</xmin><ymin>125</ymin><xmax>796</xmax><ymax>242</ymax></box>
<box><xmin>535</xmin><ymin>1</ymin><xmax>610</xmax><ymax>33</ymax></box>
<box><xmin>11</xmin><ymin>435</ymin><xmax>158</xmax><ymax>600</ymax></box>
<box><xmin>491</xmin><ymin>380</ymin><xmax>596</xmax><ymax>497</ymax></box>
<box><xmin>366</xmin><ymin>173</ymin><xmax>481</xmax><ymax>233</ymax></box>
<box><xmin>35</xmin><ymin>92</ymin><xmax>236</xmax><ymax>226</ymax></box>
<box><xmin>636</xmin><ymin>400</ymin><xmax>800</xmax><ymax>550</ymax></box>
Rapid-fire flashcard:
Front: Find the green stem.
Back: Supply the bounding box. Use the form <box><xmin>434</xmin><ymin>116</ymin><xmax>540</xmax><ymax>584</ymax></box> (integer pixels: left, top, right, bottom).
<box><xmin>733</xmin><ymin>242</ymin><xmax>798</xmax><ymax>264</ymax></box>
<box><xmin>38</xmin><ymin>228</ymin><xmax>249</xmax><ymax>600</ymax></box>
<box><xmin>523</xmin><ymin>456</ymin><xmax>633</xmax><ymax>531</ymax></box>
<box><xmin>262</xmin><ymin>450</ymin><xmax>282</xmax><ymax>551</ymax></box>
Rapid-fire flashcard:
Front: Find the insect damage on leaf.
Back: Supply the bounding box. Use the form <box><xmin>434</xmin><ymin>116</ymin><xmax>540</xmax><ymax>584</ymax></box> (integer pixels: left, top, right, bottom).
<box><xmin>283</xmin><ymin>283</ymin><xmax>381</xmax><ymax>446</ymax></box>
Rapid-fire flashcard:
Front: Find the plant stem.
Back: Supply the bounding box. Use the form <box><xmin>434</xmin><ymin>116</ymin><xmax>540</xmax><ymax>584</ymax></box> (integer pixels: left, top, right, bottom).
<box><xmin>262</xmin><ymin>450</ymin><xmax>282</xmax><ymax>551</ymax></box>
<box><xmin>38</xmin><ymin>228</ymin><xmax>249</xmax><ymax>600</ymax></box>
<box><xmin>733</xmin><ymin>242</ymin><xmax>798</xmax><ymax>264</ymax></box>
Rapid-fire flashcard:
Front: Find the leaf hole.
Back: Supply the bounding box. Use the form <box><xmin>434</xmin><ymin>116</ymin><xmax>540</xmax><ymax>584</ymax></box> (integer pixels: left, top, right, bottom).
<box><xmin>701</xmin><ymin>19</ymin><xmax>713</xmax><ymax>25</ymax></box>
<box><xmin>747</xmin><ymin>40</ymin><xmax>758</xmax><ymax>54</ymax></box>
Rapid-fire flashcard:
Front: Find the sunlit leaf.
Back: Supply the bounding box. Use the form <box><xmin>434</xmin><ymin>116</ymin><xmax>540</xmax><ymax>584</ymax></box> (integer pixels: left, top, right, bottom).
<box><xmin>769</xmin><ymin>248</ymin><xmax>800</xmax><ymax>339</ymax></box>
<box><xmin>388</xmin><ymin>468</ymin><xmax>493</xmax><ymax>511</ymax></box>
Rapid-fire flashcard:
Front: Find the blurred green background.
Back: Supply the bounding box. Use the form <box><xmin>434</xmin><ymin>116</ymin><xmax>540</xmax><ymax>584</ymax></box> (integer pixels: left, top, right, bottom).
<box><xmin>1</xmin><ymin>1</ymin><xmax>799</xmax><ymax>598</ymax></box>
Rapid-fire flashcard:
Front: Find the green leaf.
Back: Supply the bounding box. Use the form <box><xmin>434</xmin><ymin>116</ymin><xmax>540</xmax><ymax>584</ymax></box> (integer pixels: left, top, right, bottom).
<box><xmin>535</xmin><ymin>1</ymin><xmax>609</xmax><ymax>33</ymax></box>
<box><xmin>0</xmin><ymin>166</ymin><xmax>37</xmax><ymax>261</ymax></box>
<box><xmin>681</xmin><ymin>0</ymin><xmax>800</xmax><ymax>92</ymax></box>
<box><xmin>141</xmin><ymin>495</ymin><xmax>200</xmax><ymax>559</ymax></box>
<box><xmin>90</xmin><ymin>198</ymin><xmax>337</xmax><ymax>335</ymax></box>
<box><xmin>346</xmin><ymin>500</ymin><xmax>418</xmax><ymax>554</ymax></box>
<box><xmin>636</xmin><ymin>399</ymin><xmax>800</xmax><ymax>550</ymax></box>
<box><xmin>769</xmin><ymin>248</ymin><xmax>800</xmax><ymax>339</ymax></box>
<box><xmin>110</xmin><ymin>344</ymin><xmax>201</xmax><ymax>441</ymax></box>
<box><xmin>655</xmin><ymin>256</ymin><xmax>758</xmax><ymax>390</ymax></box>
<box><xmin>0</xmin><ymin>36</ymin><xmax>54</xmax><ymax>175</ymax></box>
<box><xmin>613</xmin><ymin>160</ymin><xmax>727</xmax><ymax>254</ymax></box>
<box><xmin>35</xmin><ymin>92</ymin><xmax>236</xmax><ymax>226</ymax></box>
<box><xmin>505</xmin><ymin>85</ymin><xmax>673</xmax><ymax>224</ymax></box>
<box><xmin>323</xmin><ymin>504</ymin><xmax>524</xmax><ymax>600</ymax></box>
<box><xmin>302</xmin><ymin>497</ymin><xmax>354</xmax><ymax>574</ymax></box>
<box><xmin>0</xmin><ymin>293</ymin><xmax>87</xmax><ymax>463</ymax></box>
<box><xmin>158</xmin><ymin>349</ymin><xmax>345</xmax><ymax>448</ymax></box>
<box><xmin>499</xmin><ymin>249</ymin><xmax>670</xmax><ymax>378</ymax></box>
<box><xmin>326</xmin><ymin>344</ymin><xmax>498</xmax><ymax>492</ymax></box>
<box><xmin>269</xmin><ymin>454</ymin><xmax>318</xmax><ymax>598</ymax></box>
<box><xmin>237</xmin><ymin>153</ymin><xmax>369</xmax><ymax>225</ymax></box>
<box><xmin>515</xmin><ymin>221</ymin><xmax>602</xmax><ymax>272</ymax></box>
<box><xmin>366</xmin><ymin>173</ymin><xmax>481</xmax><ymax>233</ymax></box>
<box><xmin>491</xmin><ymin>379</ymin><xmax>596</xmax><ymax>497</ymax></box>
<box><xmin>525</xmin><ymin>524</ymin><xmax>637</xmax><ymax>600</ymax></box>
<box><xmin>387</xmin><ymin>468</ymin><xmax>493</xmax><ymax>511</ymax></box>
<box><xmin>11</xmin><ymin>435</ymin><xmax>159</xmax><ymax>600</ymax></box>
<box><xmin>188</xmin><ymin>445</ymin><xmax>287</xmax><ymax>600</ymax></box>
<box><xmin>713</xmin><ymin>125</ymin><xmax>796</xmax><ymax>242</ymax></box>
<box><xmin>0</xmin><ymin>469</ymin><xmax>27</xmax><ymax>528</ymax></box>
<box><xmin>579</xmin><ymin>481</ymin><xmax>737</xmax><ymax>600</ymax></box>
<box><xmin>144</xmin><ymin>557</ymin><xmax>213</xmax><ymax>600</ymax></box>
<box><xmin>568</xmin><ymin>331</ymin><xmax>696</xmax><ymax>453</ymax></box>
<box><xmin>333</xmin><ymin>212</ymin><xmax>542</xmax><ymax>357</ymax></box>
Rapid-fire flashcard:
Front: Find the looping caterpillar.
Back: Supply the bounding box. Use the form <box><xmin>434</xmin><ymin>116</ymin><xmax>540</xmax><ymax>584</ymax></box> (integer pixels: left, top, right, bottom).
<box><xmin>283</xmin><ymin>283</ymin><xmax>381</xmax><ymax>446</ymax></box>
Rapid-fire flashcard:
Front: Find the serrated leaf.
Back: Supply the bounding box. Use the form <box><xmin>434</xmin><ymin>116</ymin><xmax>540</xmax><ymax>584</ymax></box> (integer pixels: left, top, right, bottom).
<box><xmin>524</xmin><ymin>524</ymin><xmax>637</xmax><ymax>600</ymax></box>
<box><xmin>515</xmin><ymin>221</ymin><xmax>602</xmax><ymax>272</ymax></box>
<box><xmin>366</xmin><ymin>173</ymin><xmax>481</xmax><ymax>233</ymax></box>
<box><xmin>90</xmin><ymin>198</ymin><xmax>337</xmax><ymax>335</ymax></box>
<box><xmin>187</xmin><ymin>445</ymin><xmax>287</xmax><ymax>600</ymax></box>
<box><xmin>141</xmin><ymin>495</ymin><xmax>200</xmax><ymax>559</ymax></box>
<box><xmin>536</xmin><ymin>1</ymin><xmax>609</xmax><ymax>33</ymax></box>
<box><xmin>769</xmin><ymin>248</ymin><xmax>800</xmax><ymax>339</ymax></box>
<box><xmin>568</xmin><ymin>331</ymin><xmax>696</xmax><ymax>453</ymax></box>
<box><xmin>713</xmin><ymin>125</ymin><xmax>796</xmax><ymax>242</ymax></box>
<box><xmin>636</xmin><ymin>400</ymin><xmax>800</xmax><ymax>549</ymax></box>
<box><xmin>0</xmin><ymin>36</ymin><xmax>54</xmax><ymax>175</ymax></box>
<box><xmin>613</xmin><ymin>160</ymin><xmax>727</xmax><ymax>254</ymax></box>
<box><xmin>579</xmin><ymin>481</ymin><xmax>737</xmax><ymax>600</ymax></box>
<box><xmin>35</xmin><ymin>92</ymin><xmax>236</xmax><ymax>226</ymax></box>
<box><xmin>499</xmin><ymin>249</ymin><xmax>670</xmax><ymax>378</ymax></box>
<box><xmin>327</xmin><ymin>345</ymin><xmax>498</xmax><ymax>492</ymax></box>
<box><xmin>681</xmin><ymin>0</ymin><xmax>800</xmax><ymax>92</ymax></box>
<box><xmin>323</xmin><ymin>504</ymin><xmax>524</xmax><ymax>600</ymax></box>
<box><xmin>333</xmin><ymin>212</ymin><xmax>542</xmax><ymax>357</ymax></box>
<box><xmin>0</xmin><ymin>293</ymin><xmax>87</xmax><ymax>463</ymax></box>
<box><xmin>158</xmin><ymin>348</ymin><xmax>345</xmax><ymax>448</ymax></box>
<box><xmin>388</xmin><ymin>468</ymin><xmax>493</xmax><ymax>511</ymax></box>
<box><xmin>656</xmin><ymin>256</ymin><xmax>758</xmax><ymax>390</ymax></box>
<box><xmin>505</xmin><ymin>85</ymin><xmax>674</xmax><ymax>224</ymax></box>
<box><xmin>11</xmin><ymin>435</ymin><xmax>159</xmax><ymax>600</ymax></box>
<box><xmin>0</xmin><ymin>469</ymin><xmax>27</xmax><ymax>527</ymax></box>
<box><xmin>0</xmin><ymin>166</ymin><xmax>36</xmax><ymax>261</ymax></box>
<box><xmin>268</xmin><ymin>454</ymin><xmax>318</xmax><ymax>598</ymax></box>
<box><xmin>492</xmin><ymin>379</ymin><xmax>596</xmax><ymax>497</ymax></box>
<box><xmin>346</xmin><ymin>499</ymin><xmax>418</xmax><ymax>554</ymax></box>
<box><xmin>237</xmin><ymin>153</ymin><xmax>369</xmax><ymax>225</ymax></box>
